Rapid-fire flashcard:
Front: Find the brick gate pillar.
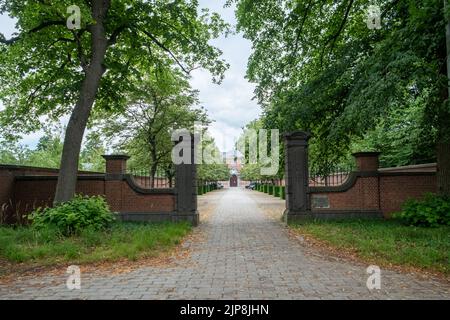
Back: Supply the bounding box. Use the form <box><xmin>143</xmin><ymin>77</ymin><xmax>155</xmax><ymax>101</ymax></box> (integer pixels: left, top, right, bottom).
<box><xmin>352</xmin><ymin>152</ymin><xmax>380</xmax><ymax>171</ymax></box>
<box><xmin>283</xmin><ymin>131</ymin><xmax>311</xmax><ymax>223</ymax></box>
<box><xmin>352</xmin><ymin>151</ymin><xmax>381</xmax><ymax>211</ymax></box>
<box><xmin>102</xmin><ymin>154</ymin><xmax>130</xmax><ymax>212</ymax></box>
<box><xmin>173</xmin><ymin>133</ymin><xmax>199</xmax><ymax>226</ymax></box>
<box><xmin>103</xmin><ymin>154</ymin><xmax>130</xmax><ymax>176</ymax></box>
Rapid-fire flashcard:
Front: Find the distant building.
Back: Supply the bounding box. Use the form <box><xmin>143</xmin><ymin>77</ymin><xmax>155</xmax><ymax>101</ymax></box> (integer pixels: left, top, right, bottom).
<box><xmin>220</xmin><ymin>149</ymin><xmax>244</xmax><ymax>187</ymax></box>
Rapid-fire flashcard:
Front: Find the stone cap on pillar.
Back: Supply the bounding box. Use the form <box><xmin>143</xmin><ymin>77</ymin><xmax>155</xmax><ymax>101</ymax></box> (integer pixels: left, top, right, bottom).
<box><xmin>102</xmin><ymin>154</ymin><xmax>130</xmax><ymax>175</ymax></box>
<box><xmin>283</xmin><ymin>131</ymin><xmax>311</xmax><ymax>146</ymax></box>
<box><xmin>352</xmin><ymin>152</ymin><xmax>380</xmax><ymax>172</ymax></box>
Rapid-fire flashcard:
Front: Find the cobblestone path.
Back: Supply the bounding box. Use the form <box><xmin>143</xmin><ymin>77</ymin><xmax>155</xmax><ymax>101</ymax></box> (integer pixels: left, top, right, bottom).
<box><xmin>0</xmin><ymin>188</ymin><xmax>448</xmax><ymax>299</ymax></box>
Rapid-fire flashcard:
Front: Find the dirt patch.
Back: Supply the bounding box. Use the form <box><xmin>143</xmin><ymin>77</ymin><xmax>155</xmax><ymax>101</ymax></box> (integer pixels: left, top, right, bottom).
<box><xmin>0</xmin><ymin>192</ymin><xmax>222</xmax><ymax>285</ymax></box>
<box><xmin>247</xmin><ymin>190</ymin><xmax>285</xmax><ymax>222</ymax></box>
<box><xmin>249</xmin><ymin>190</ymin><xmax>449</xmax><ymax>283</ymax></box>
<box><xmin>288</xmin><ymin>227</ymin><xmax>450</xmax><ymax>284</ymax></box>
<box><xmin>197</xmin><ymin>190</ymin><xmax>223</xmax><ymax>222</ymax></box>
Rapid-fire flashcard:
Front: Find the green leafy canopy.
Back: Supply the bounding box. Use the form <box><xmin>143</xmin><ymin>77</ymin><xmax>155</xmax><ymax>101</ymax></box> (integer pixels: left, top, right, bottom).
<box><xmin>232</xmin><ymin>0</ymin><xmax>450</xmax><ymax>174</ymax></box>
<box><xmin>0</xmin><ymin>0</ymin><xmax>230</xmax><ymax>136</ymax></box>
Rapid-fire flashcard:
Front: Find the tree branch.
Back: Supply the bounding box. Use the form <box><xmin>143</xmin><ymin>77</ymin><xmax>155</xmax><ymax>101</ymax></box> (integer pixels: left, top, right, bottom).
<box><xmin>108</xmin><ymin>24</ymin><xmax>129</xmax><ymax>46</ymax></box>
<box><xmin>291</xmin><ymin>0</ymin><xmax>315</xmax><ymax>56</ymax></box>
<box><xmin>48</xmin><ymin>37</ymin><xmax>76</xmax><ymax>47</ymax></box>
<box><xmin>71</xmin><ymin>29</ymin><xmax>89</xmax><ymax>71</ymax></box>
<box><xmin>29</xmin><ymin>20</ymin><xmax>66</xmax><ymax>33</ymax></box>
<box><xmin>25</xmin><ymin>54</ymin><xmax>71</xmax><ymax>108</ymax></box>
<box><xmin>140</xmin><ymin>28</ymin><xmax>190</xmax><ymax>74</ymax></box>
<box><xmin>0</xmin><ymin>20</ymin><xmax>66</xmax><ymax>45</ymax></box>
<box><xmin>0</xmin><ymin>34</ymin><xmax>19</xmax><ymax>45</ymax></box>
<box><xmin>320</xmin><ymin>0</ymin><xmax>354</xmax><ymax>66</ymax></box>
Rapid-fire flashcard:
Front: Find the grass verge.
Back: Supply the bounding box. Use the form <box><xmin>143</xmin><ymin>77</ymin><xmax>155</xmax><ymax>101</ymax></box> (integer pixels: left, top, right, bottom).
<box><xmin>0</xmin><ymin>221</ymin><xmax>191</xmax><ymax>272</ymax></box>
<box><xmin>290</xmin><ymin>219</ymin><xmax>449</xmax><ymax>276</ymax></box>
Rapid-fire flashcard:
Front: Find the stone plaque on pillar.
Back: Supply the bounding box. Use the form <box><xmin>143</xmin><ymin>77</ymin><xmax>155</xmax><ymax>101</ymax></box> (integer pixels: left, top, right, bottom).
<box><xmin>283</xmin><ymin>131</ymin><xmax>311</xmax><ymax>222</ymax></box>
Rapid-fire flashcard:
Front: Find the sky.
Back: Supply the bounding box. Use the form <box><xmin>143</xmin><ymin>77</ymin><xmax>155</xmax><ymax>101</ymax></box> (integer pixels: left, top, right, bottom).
<box><xmin>0</xmin><ymin>1</ymin><xmax>261</xmax><ymax>152</ymax></box>
<box><xmin>192</xmin><ymin>0</ymin><xmax>261</xmax><ymax>152</ymax></box>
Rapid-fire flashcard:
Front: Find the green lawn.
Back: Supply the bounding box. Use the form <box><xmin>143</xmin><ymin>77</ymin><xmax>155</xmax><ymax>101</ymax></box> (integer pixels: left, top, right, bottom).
<box><xmin>0</xmin><ymin>221</ymin><xmax>191</xmax><ymax>271</ymax></box>
<box><xmin>290</xmin><ymin>219</ymin><xmax>450</xmax><ymax>275</ymax></box>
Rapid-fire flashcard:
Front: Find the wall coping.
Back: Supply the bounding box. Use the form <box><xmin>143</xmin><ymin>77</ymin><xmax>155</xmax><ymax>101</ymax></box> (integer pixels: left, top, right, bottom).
<box><xmin>308</xmin><ymin>171</ymin><xmax>378</xmax><ymax>193</ymax></box>
<box><xmin>352</xmin><ymin>151</ymin><xmax>381</xmax><ymax>157</ymax></box>
<box><xmin>0</xmin><ymin>164</ymin><xmax>103</xmax><ymax>175</ymax></box>
<box><xmin>308</xmin><ymin>169</ymin><xmax>436</xmax><ymax>194</ymax></box>
<box><xmin>379</xmin><ymin>163</ymin><xmax>436</xmax><ymax>172</ymax></box>
<box><xmin>124</xmin><ymin>175</ymin><xmax>175</xmax><ymax>194</ymax></box>
<box><xmin>379</xmin><ymin>171</ymin><xmax>436</xmax><ymax>177</ymax></box>
<box><xmin>283</xmin><ymin>131</ymin><xmax>311</xmax><ymax>141</ymax></box>
<box><xmin>15</xmin><ymin>175</ymin><xmax>106</xmax><ymax>181</ymax></box>
<box><xmin>102</xmin><ymin>154</ymin><xmax>130</xmax><ymax>160</ymax></box>
<box><xmin>14</xmin><ymin>174</ymin><xmax>175</xmax><ymax>195</ymax></box>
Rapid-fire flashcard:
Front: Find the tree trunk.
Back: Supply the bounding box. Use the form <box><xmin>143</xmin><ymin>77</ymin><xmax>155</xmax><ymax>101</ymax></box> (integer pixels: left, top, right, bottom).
<box><xmin>164</xmin><ymin>166</ymin><xmax>174</xmax><ymax>188</ymax></box>
<box><xmin>54</xmin><ymin>0</ymin><xmax>110</xmax><ymax>204</ymax></box>
<box><xmin>437</xmin><ymin>138</ymin><xmax>450</xmax><ymax>196</ymax></box>
<box><xmin>150</xmin><ymin>149</ymin><xmax>158</xmax><ymax>188</ymax></box>
<box><xmin>150</xmin><ymin>163</ymin><xmax>158</xmax><ymax>188</ymax></box>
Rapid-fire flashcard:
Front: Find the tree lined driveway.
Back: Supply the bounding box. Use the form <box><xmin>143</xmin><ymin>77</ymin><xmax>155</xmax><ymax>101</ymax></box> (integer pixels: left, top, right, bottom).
<box><xmin>0</xmin><ymin>188</ymin><xmax>449</xmax><ymax>299</ymax></box>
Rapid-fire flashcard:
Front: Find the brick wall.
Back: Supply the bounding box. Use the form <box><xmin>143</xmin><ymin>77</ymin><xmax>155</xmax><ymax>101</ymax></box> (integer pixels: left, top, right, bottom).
<box><xmin>282</xmin><ymin>133</ymin><xmax>439</xmax><ymax>221</ymax></box>
<box><xmin>13</xmin><ymin>178</ymin><xmax>106</xmax><ymax>216</ymax></box>
<box><xmin>0</xmin><ymin>164</ymin><xmax>175</xmax><ymax>223</ymax></box>
<box><xmin>2</xmin><ymin>153</ymin><xmax>438</xmax><ymax>221</ymax></box>
<box><xmin>0</xmin><ymin>164</ymin><xmax>103</xmax><ymax>176</ymax></box>
<box><xmin>120</xmin><ymin>182</ymin><xmax>175</xmax><ymax>213</ymax></box>
<box><xmin>8</xmin><ymin>176</ymin><xmax>175</xmax><ymax>218</ymax></box>
<box><xmin>379</xmin><ymin>173</ymin><xmax>437</xmax><ymax>217</ymax></box>
<box><xmin>309</xmin><ymin>163</ymin><xmax>437</xmax><ymax>218</ymax></box>
<box><xmin>313</xmin><ymin>176</ymin><xmax>380</xmax><ymax>211</ymax></box>
<box><xmin>0</xmin><ymin>169</ymin><xmax>15</xmax><ymax>221</ymax></box>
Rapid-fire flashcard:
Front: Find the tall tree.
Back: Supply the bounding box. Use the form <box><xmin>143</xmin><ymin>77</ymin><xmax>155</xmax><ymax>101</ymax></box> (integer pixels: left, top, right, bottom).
<box><xmin>0</xmin><ymin>139</ymin><xmax>31</xmax><ymax>165</ymax></box>
<box><xmin>236</xmin><ymin>118</ymin><xmax>283</xmax><ymax>181</ymax></box>
<box><xmin>97</xmin><ymin>68</ymin><xmax>208</xmax><ymax>187</ymax></box>
<box><xmin>0</xmin><ymin>131</ymin><xmax>105</xmax><ymax>170</ymax></box>
<box><xmin>233</xmin><ymin>0</ymin><xmax>450</xmax><ymax>194</ymax></box>
<box><xmin>197</xmin><ymin>136</ymin><xmax>230</xmax><ymax>182</ymax></box>
<box><xmin>0</xmin><ymin>0</ymin><xmax>228</xmax><ymax>203</ymax></box>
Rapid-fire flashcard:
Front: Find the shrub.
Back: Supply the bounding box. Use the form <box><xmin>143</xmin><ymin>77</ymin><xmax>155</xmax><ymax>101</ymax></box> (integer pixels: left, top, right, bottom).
<box><xmin>393</xmin><ymin>193</ymin><xmax>450</xmax><ymax>227</ymax></box>
<box><xmin>273</xmin><ymin>186</ymin><xmax>280</xmax><ymax>197</ymax></box>
<box><xmin>28</xmin><ymin>195</ymin><xmax>116</xmax><ymax>235</ymax></box>
<box><xmin>281</xmin><ymin>186</ymin><xmax>286</xmax><ymax>199</ymax></box>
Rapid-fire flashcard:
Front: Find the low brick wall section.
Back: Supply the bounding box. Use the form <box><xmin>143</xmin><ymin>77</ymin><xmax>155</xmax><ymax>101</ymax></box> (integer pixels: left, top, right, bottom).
<box><xmin>0</xmin><ymin>150</ymin><xmax>199</xmax><ymax>225</ymax></box>
<box><xmin>379</xmin><ymin>173</ymin><xmax>437</xmax><ymax>216</ymax></box>
<box><xmin>13</xmin><ymin>176</ymin><xmax>106</xmax><ymax>216</ymax></box>
<box><xmin>0</xmin><ymin>169</ymin><xmax>15</xmax><ymax>215</ymax></box>
<box><xmin>310</xmin><ymin>175</ymin><xmax>380</xmax><ymax>211</ymax></box>
<box><xmin>9</xmin><ymin>175</ymin><xmax>175</xmax><ymax>221</ymax></box>
<box><xmin>0</xmin><ymin>163</ymin><xmax>176</xmax><ymax>223</ymax></box>
<box><xmin>309</xmin><ymin>167</ymin><xmax>437</xmax><ymax>218</ymax></box>
<box><xmin>0</xmin><ymin>165</ymin><xmax>104</xmax><ymax>223</ymax></box>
